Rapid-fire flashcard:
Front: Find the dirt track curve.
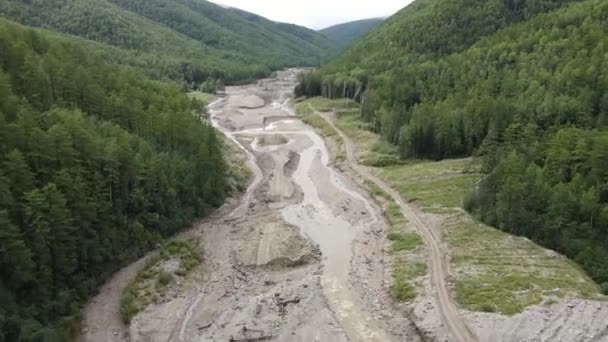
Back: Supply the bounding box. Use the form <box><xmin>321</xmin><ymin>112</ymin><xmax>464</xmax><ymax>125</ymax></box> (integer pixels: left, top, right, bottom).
<box><xmin>316</xmin><ymin>109</ymin><xmax>478</xmax><ymax>342</ymax></box>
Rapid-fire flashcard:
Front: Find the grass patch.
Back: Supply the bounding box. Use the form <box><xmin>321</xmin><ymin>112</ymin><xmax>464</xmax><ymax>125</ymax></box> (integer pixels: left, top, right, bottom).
<box><xmin>391</xmin><ymin>262</ymin><xmax>427</xmax><ymax>302</ymax></box>
<box><xmin>378</xmin><ymin>159</ymin><xmax>480</xmax><ymax>213</ymax></box>
<box><xmin>295</xmin><ymin>100</ymin><xmax>345</xmax><ymax>163</ymax></box>
<box><xmin>389</xmin><ymin>233</ymin><xmax>423</xmax><ymax>253</ymax></box>
<box><xmin>295</xmin><ymin>102</ymin><xmax>340</xmax><ymax>140</ymax></box>
<box><xmin>363</xmin><ymin>180</ymin><xmax>407</xmax><ymax>230</ymax></box>
<box><xmin>332</xmin><ymin>108</ymin><xmax>400</xmax><ymax>167</ymax></box>
<box><xmin>305</xmin><ymin>97</ymin><xmax>358</xmax><ymax>112</ymax></box>
<box><xmin>187</xmin><ymin>91</ymin><xmax>215</xmax><ymax>104</ymax></box>
<box><xmin>383</xmin><ymin>157</ymin><xmax>601</xmax><ymax>314</ymax></box>
<box><xmin>120</xmin><ymin>240</ymin><xmax>201</xmax><ymax>323</ymax></box>
<box><xmin>385</xmin><ymin>201</ymin><xmax>407</xmax><ymax>228</ymax></box>
<box><xmin>448</xmin><ymin>214</ymin><xmax>601</xmax><ymax>315</ymax></box>
<box><xmin>365</xmin><ymin>179</ymin><xmax>388</xmax><ymax>198</ymax></box>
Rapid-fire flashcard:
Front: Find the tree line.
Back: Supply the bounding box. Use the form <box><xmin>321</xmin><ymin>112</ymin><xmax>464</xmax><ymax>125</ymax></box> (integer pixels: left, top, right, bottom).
<box><xmin>0</xmin><ymin>19</ymin><xmax>228</xmax><ymax>341</ymax></box>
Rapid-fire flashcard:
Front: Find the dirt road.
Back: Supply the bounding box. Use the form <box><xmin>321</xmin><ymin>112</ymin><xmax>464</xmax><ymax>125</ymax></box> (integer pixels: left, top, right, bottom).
<box><xmin>80</xmin><ymin>69</ymin><xmax>422</xmax><ymax>342</ymax></box>
<box><xmin>316</xmin><ymin>110</ymin><xmax>478</xmax><ymax>342</ymax></box>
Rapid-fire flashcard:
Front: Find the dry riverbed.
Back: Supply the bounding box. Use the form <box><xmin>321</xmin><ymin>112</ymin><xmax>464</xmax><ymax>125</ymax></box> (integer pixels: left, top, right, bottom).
<box><xmin>80</xmin><ymin>70</ymin><xmax>421</xmax><ymax>342</ymax></box>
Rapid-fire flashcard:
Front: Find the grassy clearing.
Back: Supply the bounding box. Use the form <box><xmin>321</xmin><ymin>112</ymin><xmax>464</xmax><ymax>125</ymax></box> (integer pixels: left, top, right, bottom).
<box><xmin>378</xmin><ymin>159</ymin><xmax>480</xmax><ymax>213</ymax></box>
<box><xmin>120</xmin><ymin>240</ymin><xmax>201</xmax><ymax>323</ymax></box>
<box><xmin>334</xmin><ymin>110</ymin><xmax>401</xmax><ymax>167</ymax></box>
<box><xmin>303</xmin><ymin>97</ymin><xmax>401</xmax><ymax>167</ymax></box>
<box><xmin>448</xmin><ymin>214</ymin><xmax>601</xmax><ymax>314</ymax></box>
<box><xmin>295</xmin><ymin>101</ymin><xmax>340</xmax><ymax>140</ymax></box>
<box><xmin>304</xmin><ymin>97</ymin><xmax>359</xmax><ymax>112</ymax></box>
<box><xmin>381</xmin><ymin>160</ymin><xmax>601</xmax><ymax>314</ymax></box>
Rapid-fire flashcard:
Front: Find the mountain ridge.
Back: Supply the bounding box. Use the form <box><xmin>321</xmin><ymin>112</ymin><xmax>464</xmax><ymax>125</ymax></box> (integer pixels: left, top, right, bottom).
<box><xmin>320</xmin><ymin>18</ymin><xmax>384</xmax><ymax>48</ymax></box>
<box><xmin>0</xmin><ymin>0</ymin><xmax>335</xmax><ymax>84</ymax></box>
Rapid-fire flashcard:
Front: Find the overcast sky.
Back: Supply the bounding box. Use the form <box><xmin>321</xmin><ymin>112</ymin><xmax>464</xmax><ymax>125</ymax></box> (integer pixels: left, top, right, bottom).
<box><xmin>210</xmin><ymin>0</ymin><xmax>413</xmax><ymax>29</ymax></box>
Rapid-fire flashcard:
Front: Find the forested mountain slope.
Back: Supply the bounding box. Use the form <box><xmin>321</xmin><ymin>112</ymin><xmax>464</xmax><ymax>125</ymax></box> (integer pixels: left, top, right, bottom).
<box><xmin>297</xmin><ymin>0</ymin><xmax>608</xmax><ymax>293</ymax></box>
<box><xmin>320</xmin><ymin>18</ymin><xmax>383</xmax><ymax>48</ymax></box>
<box><xmin>0</xmin><ymin>19</ymin><xmax>228</xmax><ymax>340</ymax></box>
<box><xmin>0</xmin><ymin>0</ymin><xmax>334</xmax><ymax>84</ymax></box>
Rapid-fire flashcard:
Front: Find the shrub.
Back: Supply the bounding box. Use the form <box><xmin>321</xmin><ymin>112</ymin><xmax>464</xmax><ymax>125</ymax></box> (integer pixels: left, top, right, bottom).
<box><xmin>155</xmin><ymin>271</ymin><xmax>174</xmax><ymax>289</ymax></box>
<box><xmin>120</xmin><ymin>286</ymin><xmax>139</xmax><ymax>323</ymax></box>
<box><xmin>601</xmin><ymin>283</ymin><xmax>608</xmax><ymax>295</ymax></box>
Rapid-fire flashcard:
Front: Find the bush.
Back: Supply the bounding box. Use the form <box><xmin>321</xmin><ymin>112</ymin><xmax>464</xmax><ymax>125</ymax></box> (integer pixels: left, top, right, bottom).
<box><xmin>120</xmin><ymin>286</ymin><xmax>139</xmax><ymax>323</ymax></box>
<box><xmin>155</xmin><ymin>271</ymin><xmax>174</xmax><ymax>289</ymax></box>
<box><xmin>477</xmin><ymin>303</ymin><xmax>497</xmax><ymax>313</ymax></box>
<box><xmin>390</xmin><ymin>233</ymin><xmax>422</xmax><ymax>252</ymax></box>
<box><xmin>391</xmin><ymin>279</ymin><xmax>416</xmax><ymax>302</ymax></box>
<box><xmin>463</xmin><ymin>191</ymin><xmax>477</xmax><ymax>213</ymax></box>
<box><xmin>387</xmin><ymin>232</ymin><xmax>402</xmax><ymax>241</ymax></box>
<box><xmin>601</xmin><ymin>283</ymin><xmax>608</xmax><ymax>295</ymax></box>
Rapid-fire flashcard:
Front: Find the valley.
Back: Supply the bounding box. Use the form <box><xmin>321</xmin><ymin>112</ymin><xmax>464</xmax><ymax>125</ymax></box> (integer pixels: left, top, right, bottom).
<box><xmin>2</xmin><ymin>0</ymin><xmax>608</xmax><ymax>341</ymax></box>
<box><xmin>79</xmin><ymin>68</ymin><xmax>608</xmax><ymax>342</ymax></box>
<box><xmin>80</xmin><ymin>69</ymin><xmax>421</xmax><ymax>342</ymax></box>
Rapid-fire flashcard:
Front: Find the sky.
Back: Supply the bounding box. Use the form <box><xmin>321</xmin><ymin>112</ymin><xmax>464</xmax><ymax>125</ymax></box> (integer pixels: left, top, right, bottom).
<box><xmin>210</xmin><ymin>0</ymin><xmax>413</xmax><ymax>30</ymax></box>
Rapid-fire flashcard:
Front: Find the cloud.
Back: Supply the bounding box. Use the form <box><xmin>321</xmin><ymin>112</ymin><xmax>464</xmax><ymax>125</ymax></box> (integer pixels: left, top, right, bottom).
<box><xmin>210</xmin><ymin>0</ymin><xmax>412</xmax><ymax>29</ymax></box>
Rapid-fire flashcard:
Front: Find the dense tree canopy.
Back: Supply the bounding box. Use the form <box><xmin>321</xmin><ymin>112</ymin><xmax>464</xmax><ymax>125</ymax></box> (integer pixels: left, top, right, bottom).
<box><xmin>0</xmin><ymin>19</ymin><xmax>228</xmax><ymax>340</ymax></box>
<box><xmin>0</xmin><ymin>0</ymin><xmax>335</xmax><ymax>85</ymax></box>
<box><xmin>319</xmin><ymin>18</ymin><xmax>384</xmax><ymax>49</ymax></box>
<box><xmin>297</xmin><ymin>0</ymin><xmax>608</xmax><ymax>291</ymax></box>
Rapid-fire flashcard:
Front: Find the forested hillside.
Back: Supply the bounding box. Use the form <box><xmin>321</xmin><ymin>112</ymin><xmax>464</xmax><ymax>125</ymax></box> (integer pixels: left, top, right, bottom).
<box><xmin>0</xmin><ymin>19</ymin><xmax>228</xmax><ymax>340</ymax></box>
<box><xmin>297</xmin><ymin>0</ymin><xmax>608</xmax><ymax>293</ymax></box>
<box><xmin>0</xmin><ymin>0</ymin><xmax>334</xmax><ymax>84</ymax></box>
<box><xmin>320</xmin><ymin>18</ymin><xmax>383</xmax><ymax>48</ymax></box>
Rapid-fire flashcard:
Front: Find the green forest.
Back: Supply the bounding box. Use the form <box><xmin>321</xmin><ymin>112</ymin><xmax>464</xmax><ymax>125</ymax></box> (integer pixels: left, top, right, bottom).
<box><xmin>0</xmin><ymin>19</ymin><xmax>229</xmax><ymax>340</ymax></box>
<box><xmin>0</xmin><ymin>0</ymin><xmax>334</xmax><ymax>85</ymax></box>
<box><xmin>319</xmin><ymin>18</ymin><xmax>384</xmax><ymax>49</ymax></box>
<box><xmin>297</xmin><ymin>0</ymin><xmax>608</xmax><ymax>292</ymax></box>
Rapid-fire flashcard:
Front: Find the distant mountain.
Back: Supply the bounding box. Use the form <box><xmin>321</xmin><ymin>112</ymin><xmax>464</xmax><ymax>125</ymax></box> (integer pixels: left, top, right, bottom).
<box><xmin>320</xmin><ymin>18</ymin><xmax>384</xmax><ymax>48</ymax></box>
<box><xmin>0</xmin><ymin>0</ymin><xmax>335</xmax><ymax>84</ymax></box>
